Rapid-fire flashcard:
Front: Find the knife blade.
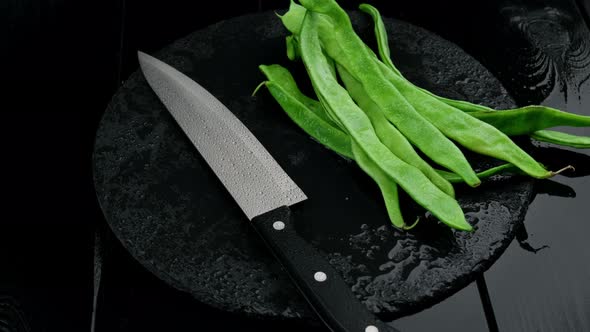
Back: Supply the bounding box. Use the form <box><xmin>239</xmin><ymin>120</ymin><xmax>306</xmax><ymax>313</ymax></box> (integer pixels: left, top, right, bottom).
<box><xmin>138</xmin><ymin>50</ymin><xmax>399</xmax><ymax>332</ymax></box>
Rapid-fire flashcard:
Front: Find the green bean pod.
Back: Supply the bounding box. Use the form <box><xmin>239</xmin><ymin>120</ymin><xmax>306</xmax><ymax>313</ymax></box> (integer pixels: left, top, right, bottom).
<box><xmin>285</xmin><ymin>35</ymin><xmax>301</xmax><ymax>61</ymax></box>
<box><xmin>468</xmin><ymin>107</ymin><xmax>590</xmax><ymax>136</ymax></box>
<box><xmin>260</xmin><ymin>64</ymin><xmax>337</xmax><ymax>126</ymax></box>
<box><xmin>351</xmin><ymin>140</ymin><xmax>408</xmax><ymax>229</ymax></box>
<box><xmin>357</xmin><ymin>3</ymin><xmax>401</xmax><ymax>77</ymax></box>
<box><xmin>299</xmin><ymin>0</ymin><xmax>481</xmax><ymax>187</ymax></box>
<box><xmin>356</xmin><ymin>3</ymin><xmax>502</xmax><ymax>117</ymax></box>
<box><xmin>299</xmin><ymin>11</ymin><xmax>472</xmax><ymax>231</ymax></box>
<box><xmin>278</xmin><ymin>0</ymin><xmax>307</xmax><ymax>35</ymax></box>
<box><xmin>378</xmin><ymin>63</ymin><xmax>554</xmax><ymax>179</ymax></box>
<box><xmin>531</xmin><ymin>130</ymin><xmax>590</xmax><ymax>149</ymax></box>
<box><xmin>337</xmin><ymin>63</ymin><xmax>456</xmax><ymax>197</ymax></box>
<box><xmin>258</xmin><ymin>64</ymin><xmax>353</xmax><ymax>159</ymax></box>
<box><xmin>436</xmin><ymin>163</ymin><xmax>518</xmax><ymax>183</ymax></box>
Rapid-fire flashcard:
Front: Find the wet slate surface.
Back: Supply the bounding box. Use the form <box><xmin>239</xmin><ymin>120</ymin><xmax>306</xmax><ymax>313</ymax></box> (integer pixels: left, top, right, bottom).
<box><xmin>92</xmin><ymin>11</ymin><xmax>535</xmax><ymax>322</ymax></box>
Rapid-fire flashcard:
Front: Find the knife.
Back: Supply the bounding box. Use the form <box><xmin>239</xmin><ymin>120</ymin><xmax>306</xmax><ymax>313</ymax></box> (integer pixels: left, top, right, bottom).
<box><xmin>137</xmin><ymin>50</ymin><xmax>400</xmax><ymax>332</ymax></box>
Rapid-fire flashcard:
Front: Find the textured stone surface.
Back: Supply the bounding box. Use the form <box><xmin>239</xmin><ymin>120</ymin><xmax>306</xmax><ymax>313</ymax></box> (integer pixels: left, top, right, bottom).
<box><xmin>93</xmin><ymin>11</ymin><xmax>534</xmax><ymax>322</ymax></box>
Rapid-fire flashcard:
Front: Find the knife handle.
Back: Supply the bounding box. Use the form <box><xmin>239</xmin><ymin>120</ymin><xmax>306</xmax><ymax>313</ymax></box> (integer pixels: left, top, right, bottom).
<box><xmin>251</xmin><ymin>206</ymin><xmax>400</xmax><ymax>332</ymax></box>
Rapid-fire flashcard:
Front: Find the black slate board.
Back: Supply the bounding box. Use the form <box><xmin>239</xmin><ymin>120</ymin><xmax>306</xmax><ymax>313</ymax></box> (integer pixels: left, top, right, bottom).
<box><xmin>92</xmin><ymin>10</ymin><xmax>535</xmax><ymax>322</ymax></box>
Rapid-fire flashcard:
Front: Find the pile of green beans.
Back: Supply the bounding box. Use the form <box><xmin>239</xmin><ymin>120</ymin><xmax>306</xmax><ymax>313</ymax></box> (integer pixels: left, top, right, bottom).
<box><xmin>255</xmin><ymin>0</ymin><xmax>589</xmax><ymax>231</ymax></box>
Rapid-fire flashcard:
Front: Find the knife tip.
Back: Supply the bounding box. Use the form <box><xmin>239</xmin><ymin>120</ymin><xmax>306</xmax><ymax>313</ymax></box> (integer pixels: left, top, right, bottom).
<box><xmin>137</xmin><ymin>50</ymin><xmax>147</xmax><ymax>62</ymax></box>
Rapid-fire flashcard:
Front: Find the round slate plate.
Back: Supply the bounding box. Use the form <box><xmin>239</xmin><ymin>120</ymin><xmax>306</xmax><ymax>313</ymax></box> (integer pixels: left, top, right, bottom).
<box><xmin>93</xmin><ymin>10</ymin><xmax>535</xmax><ymax>322</ymax></box>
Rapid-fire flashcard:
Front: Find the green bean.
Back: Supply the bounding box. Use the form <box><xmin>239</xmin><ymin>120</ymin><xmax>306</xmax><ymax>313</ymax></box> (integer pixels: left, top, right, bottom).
<box><xmin>337</xmin><ymin>63</ymin><xmax>456</xmax><ymax>197</ymax></box>
<box><xmin>436</xmin><ymin>163</ymin><xmax>518</xmax><ymax>183</ymax></box>
<box><xmin>358</xmin><ymin>3</ymin><xmax>401</xmax><ymax>77</ymax></box>
<box><xmin>278</xmin><ymin>0</ymin><xmax>307</xmax><ymax>35</ymax></box>
<box><xmin>285</xmin><ymin>35</ymin><xmax>300</xmax><ymax>61</ymax></box>
<box><xmin>361</xmin><ymin>3</ymin><xmax>488</xmax><ymax>112</ymax></box>
<box><xmin>352</xmin><ymin>3</ymin><xmax>491</xmax><ymax>116</ymax></box>
<box><xmin>442</xmin><ymin>102</ymin><xmax>590</xmax><ymax>148</ymax></box>
<box><xmin>531</xmin><ymin>130</ymin><xmax>590</xmax><ymax>149</ymax></box>
<box><xmin>313</xmin><ymin>60</ymin><xmax>348</xmax><ymax>131</ymax></box>
<box><xmin>377</xmin><ymin>62</ymin><xmax>555</xmax><ymax>179</ymax></box>
<box><xmin>257</xmin><ymin>64</ymin><xmax>353</xmax><ymax>159</ymax></box>
<box><xmin>350</xmin><ymin>140</ymin><xmax>409</xmax><ymax>229</ymax></box>
<box><xmin>359</xmin><ymin>3</ymin><xmax>488</xmax><ymax>115</ymax></box>
<box><xmin>359</xmin><ymin>4</ymin><xmax>500</xmax><ymax>112</ymax></box>
<box><xmin>299</xmin><ymin>11</ymin><xmax>472</xmax><ymax>231</ymax></box>
<box><xmin>259</xmin><ymin>64</ymin><xmax>337</xmax><ymax>126</ymax></box>
<box><xmin>468</xmin><ymin>107</ymin><xmax>590</xmax><ymax>136</ymax></box>
<box><xmin>299</xmin><ymin>0</ymin><xmax>481</xmax><ymax>187</ymax></box>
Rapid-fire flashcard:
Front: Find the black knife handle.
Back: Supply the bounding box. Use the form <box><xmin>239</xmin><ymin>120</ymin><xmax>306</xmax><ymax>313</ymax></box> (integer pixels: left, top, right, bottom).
<box><xmin>251</xmin><ymin>206</ymin><xmax>400</xmax><ymax>332</ymax></box>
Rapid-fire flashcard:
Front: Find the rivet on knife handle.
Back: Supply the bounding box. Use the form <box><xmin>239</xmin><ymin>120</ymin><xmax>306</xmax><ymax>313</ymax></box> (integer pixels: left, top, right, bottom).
<box><xmin>251</xmin><ymin>206</ymin><xmax>401</xmax><ymax>332</ymax></box>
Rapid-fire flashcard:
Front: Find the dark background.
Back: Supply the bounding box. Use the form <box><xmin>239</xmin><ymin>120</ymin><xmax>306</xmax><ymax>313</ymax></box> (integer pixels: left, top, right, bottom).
<box><xmin>2</xmin><ymin>0</ymin><xmax>589</xmax><ymax>331</ymax></box>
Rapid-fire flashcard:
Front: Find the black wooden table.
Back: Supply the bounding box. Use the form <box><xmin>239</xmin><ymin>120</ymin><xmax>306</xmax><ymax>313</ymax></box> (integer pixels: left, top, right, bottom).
<box><xmin>2</xmin><ymin>1</ymin><xmax>589</xmax><ymax>331</ymax></box>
